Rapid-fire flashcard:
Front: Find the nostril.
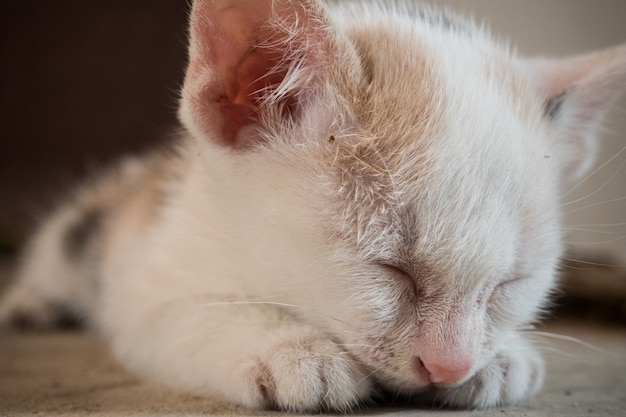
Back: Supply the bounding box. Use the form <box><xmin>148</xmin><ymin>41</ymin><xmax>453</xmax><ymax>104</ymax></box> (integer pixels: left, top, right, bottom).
<box><xmin>412</xmin><ymin>356</ymin><xmax>431</xmax><ymax>381</ymax></box>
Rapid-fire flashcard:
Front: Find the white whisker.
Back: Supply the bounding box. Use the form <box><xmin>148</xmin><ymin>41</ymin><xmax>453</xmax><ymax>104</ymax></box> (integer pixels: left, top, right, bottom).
<box><xmin>560</xmin><ymin>227</ymin><xmax>616</xmax><ymax>235</ymax></box>
<box><xmin>567</xmin><ymin>221</ymin><xmax>626</xmax><ymax>228</ymax></box>
<box><xmin>196</xmin><ymin>300</ymin><xmax>301</xmax><ymax>309</ymax></box>
<box><xmin>561</xmin><ymin>155</ymin><xmax>626</xmax><ymax>207</ymax></box>
<box><xmin>195</xmin><ymin>300</ymin><xmax>351</xmax><ymax>325</ymax></box>
<box><xmin>564</xmin><ymin>195</ymin><xmax>626</xmax><ymax>216</ymax></box>
<box><xmin>355</xmin><ymin>368</ymin><xmax>379</xmax><ymax>388</ymax></box>
<box><xmin>530</xmin><ymin>331</ymin><xmax>616</xmax><ymax>356</ymax></box>
<box><xmin>563</xmin><ymin>234</ymin><xmax>626</xmax><ymax>246</ymax></box>
<box><xmin>562</xmin><ymin>146</ymin><xmax>626</xmax><ymax>199</ymax></box>
<box><xmin>561</xmin><ymin>257</ymin><xmax>625</xmax><ymax>268</ymax></box>
<box><xmin>341</xmin><ymin>343</ymin><xmax>380</xmax><ymax>349</ymax></box>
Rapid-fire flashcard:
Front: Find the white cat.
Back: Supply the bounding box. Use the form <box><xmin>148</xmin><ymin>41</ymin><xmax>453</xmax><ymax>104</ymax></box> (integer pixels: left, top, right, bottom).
<box><xmin>1</xmin><ymin>0</ymin><xmax>625</xmax><ymax>412</ymax></box>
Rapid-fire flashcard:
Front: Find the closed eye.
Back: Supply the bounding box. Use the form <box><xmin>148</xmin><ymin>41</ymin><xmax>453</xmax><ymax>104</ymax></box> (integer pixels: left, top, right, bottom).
<box><xmin>495</xmin><ymin>276</ymin><xmax>523</xmax><ymax>290</ymax></box>
<box><xmin>379</xmin><ymin>263</ymin><xmax>420</xmax><ymax>298</ymax></box>
<box><xmin>490</xmin><ymin>277</ymin><xmax>524</xmax><ymax>302</ymax></box>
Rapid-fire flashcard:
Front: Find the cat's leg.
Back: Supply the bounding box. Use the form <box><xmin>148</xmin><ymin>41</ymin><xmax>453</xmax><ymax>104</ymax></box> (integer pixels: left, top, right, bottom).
<box><xmin>103</xmin><ymin>298</ymin><xmax>373</xmax><ymax>412</ymax></box>
<box><xmin>432</xmin><ymin>332</ymin><xmax>544</xmax><ymax>408</ymax></box>
<box><xmin>0</xmin><ymin>205</ymin><xmax>102</xmax><ymax>330</ymax></box>
<box><xmin>0</xmin><ymin>156</ymin><xmax>159</xmax><ymax>330</ymax></box>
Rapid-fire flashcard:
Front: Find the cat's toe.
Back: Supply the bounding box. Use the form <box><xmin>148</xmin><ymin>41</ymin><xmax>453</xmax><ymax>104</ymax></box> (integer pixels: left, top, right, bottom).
<box><xmin>436</xmin><ymin>346</ymin><xmax>544</xmax><ymax>408</ymax></box>
<box><xmin>0</xmin><ymin>284</ymin><xmax>81</xmax><ymax>331</ymax></box>
<box><xmin>238</xmin><ymin>332</ymin><xmax>372</xmax><ymax>412</ymax></box>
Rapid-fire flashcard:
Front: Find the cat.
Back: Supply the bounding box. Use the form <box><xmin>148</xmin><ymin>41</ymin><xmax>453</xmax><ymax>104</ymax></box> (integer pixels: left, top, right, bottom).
<box><xmin>1</xmin><ymin>0</ymin><xmax>625</xmax><ymax>412</ymax></box>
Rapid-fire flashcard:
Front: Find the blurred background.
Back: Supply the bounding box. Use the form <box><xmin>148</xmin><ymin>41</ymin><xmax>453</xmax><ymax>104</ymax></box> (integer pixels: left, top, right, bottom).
<box><xmin>1</xmin><ymin>0</ymin><xmax>625</xmax><ymax>265</ymax></box>
<box><xmin>0</xmin><ymin>1</ymin><xmax>188</xmax><ymax>250</ymax></box>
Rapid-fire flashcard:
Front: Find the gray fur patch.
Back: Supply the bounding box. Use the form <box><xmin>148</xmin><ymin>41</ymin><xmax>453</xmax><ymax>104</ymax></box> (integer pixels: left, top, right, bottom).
<box><xmin>63</xmin><ymin>208</ymin><xmax>103</xmax><ymax>261</ymax></box>
<box><xmin>7</xmin><ymin>302</ymin><xmax>83</xmax><ymax>331</ymax></box>
<box><xmin>544</xmin><ymin>89</ymin><xmax>568</xmax><ymax>120</ymax></box>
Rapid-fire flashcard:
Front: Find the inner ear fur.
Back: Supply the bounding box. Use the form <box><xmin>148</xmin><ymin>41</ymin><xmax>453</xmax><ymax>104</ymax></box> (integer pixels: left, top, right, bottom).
<box><xmin>179</xmin><ymin>0</ymin><xmax>338</xmax><ymax>148</ymax></box>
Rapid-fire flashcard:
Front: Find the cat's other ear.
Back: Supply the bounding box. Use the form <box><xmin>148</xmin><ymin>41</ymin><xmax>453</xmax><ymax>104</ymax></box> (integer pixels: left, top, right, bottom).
<box><xmin>529</xmin><ymin>44</ymin><xmax>626</xmax><ymax>181</ymax></box>
<box><xmin>179</xmin><ymin>0</ymin><xmax>346</xmax><ymax>148</ymax></box>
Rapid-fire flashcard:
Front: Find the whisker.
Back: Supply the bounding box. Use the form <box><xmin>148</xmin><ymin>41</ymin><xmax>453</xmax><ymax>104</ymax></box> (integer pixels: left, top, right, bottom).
<box><xmin>196</xmin><ymin>300</ymin><xmax>301</xmax><ymax>309</ymax></box>
<box><xmin>311</xmin><ymin>352</ymin><xmax>356</xmax><ymax>362</ymax></box>
<box><xmin>559</xmin><ymin>264</ymin><xmax>596</xmax><ymax>271</ymax></box>
<box><xmin>539</xmin><ymin>346</ymin><xmax>596</xmax><ymax>361</ymax></box>
<box><xmin>562</xmin><ymin>145</ymin><xmax>626</xmax><ymax>199</ymax></box>
<box><xmin>194</xmin><ymin>300</ymin><xmax>351</xmax><ymax>325</ymax></box>
<box><xmin>561</xmin><ymin>155</ymin><xmax>626</xmax><ymax>207</ymax></box>
<box><xmin>564</xmin><ymin>195</ymin><xmax>626</xmax><ymax>216</ymax></box>
<box><xmin>562</xmin><ymin>234</ymin><xmax>626</xmax><ymax>246</ymax></box>
<box><xmin>566</xmin><ymin>221</ymin><xmax>626</xmax><ymax>228</ymax></box>
<box><xmin>560</xmin><ymin>257</ymin><xmax>625</xmax><ymax>268</ymax></box>
<box><xmin>341</xmin><ymin>343</ymin><xmax>380</xmax><ymax>349</ymax></box>
<box><xmin>529</xmin><ymin>331</ymin><xmax>616</xmax><ymax>356</ymax></box>
<box><xmin>172</xmin><ymin>318</ymin><xmax>314</xmax><ymax>345</ymax></box>
<box><xmin>355</xmin><ymin>368</ymin><xmax>379</xmax><ymax>388</ymax></box>
<box><xmin>559</xmin><ymin>227</ymin><xmax>616</xmax><ymax>235</ymax></box>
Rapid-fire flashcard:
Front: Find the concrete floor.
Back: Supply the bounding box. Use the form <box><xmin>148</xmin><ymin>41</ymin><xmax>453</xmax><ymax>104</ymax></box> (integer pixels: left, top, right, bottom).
<box><xmin>0</xmin><ymin>321</ymin><xmax>625</xmax><ymax>417</ymax></box>
<box><xmin>0</xmin><ymin>259</ymin><xmax>625</xmax><ymax>417</ymax></box>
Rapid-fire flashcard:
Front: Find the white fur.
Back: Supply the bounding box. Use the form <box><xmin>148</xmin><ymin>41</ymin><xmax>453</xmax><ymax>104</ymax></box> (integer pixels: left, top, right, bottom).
<box><xmin>2</xmin><ymin>0</ymin><xmax>626</xmax><ymax>412</ymax></box>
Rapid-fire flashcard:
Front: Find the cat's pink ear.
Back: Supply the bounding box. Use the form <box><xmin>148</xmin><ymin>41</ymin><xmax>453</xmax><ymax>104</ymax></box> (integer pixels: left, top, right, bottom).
<box><xmin>179</xmin><ymin>0</ymin><xmax>337</xmax><ymax>148</ymax></box>
<box><xmin>529</xmin><ymin>45</ymin><xmax>626</xmax><ymax>180</ymax></box>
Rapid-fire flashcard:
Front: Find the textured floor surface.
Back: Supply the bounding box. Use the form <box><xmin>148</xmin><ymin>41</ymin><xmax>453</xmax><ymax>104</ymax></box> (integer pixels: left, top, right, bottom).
<box><xmin>1</xmin><ymin>259</ymin><xmax>625</xmax><ymax>417</ymax></box>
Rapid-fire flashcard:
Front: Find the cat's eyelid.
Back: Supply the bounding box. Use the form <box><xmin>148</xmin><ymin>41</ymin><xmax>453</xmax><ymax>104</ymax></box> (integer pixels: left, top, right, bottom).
<box><xmin>376</xmin><ymin>262</ymin><xmax>416</xmax><ymax>283</ymax></box>
<box><xmin>496</xmin><ymin>275</ymin><xmax>523</xmax><ymax>290</ymax></box>
<box><xmin>378</xmin><ymin>262</ymin><xmax>411</xmax><ymax>277</ymax></box>
<box><xmin>379</xmin><ymin>263</ymin><xmax>421</xmax><ymax>299</ymax></box>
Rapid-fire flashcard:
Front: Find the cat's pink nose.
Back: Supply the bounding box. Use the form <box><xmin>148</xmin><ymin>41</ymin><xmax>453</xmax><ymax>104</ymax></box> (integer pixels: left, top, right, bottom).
<box><xmin>421</xmin><ymin>360</ymin><xmax>471</xmax><ymax>384</ymax></box>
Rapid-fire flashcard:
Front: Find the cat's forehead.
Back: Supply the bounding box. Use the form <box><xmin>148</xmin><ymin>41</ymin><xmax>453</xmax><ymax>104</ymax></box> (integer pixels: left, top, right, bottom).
<box><xmin>349</xmin><ymin>24</ymin><xmax>444</xmax><ymax>148</ymax></box>
<box><xmin>346</xmin><ymin>20</ymin><xmax>539</xmax><ymax>142</ymax></box>
<box><xmin>321</xmin><ymin>20</ymin><xmax>551</xmax><ymax>282</ymax></box>
<box><xmin>335</xmin><ymin>25</ymin><xmax>539</xmax><ymax>182</ymax></box>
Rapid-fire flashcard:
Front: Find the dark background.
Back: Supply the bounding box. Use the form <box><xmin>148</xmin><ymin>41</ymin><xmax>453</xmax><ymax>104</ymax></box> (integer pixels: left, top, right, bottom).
<box><xmin>0</xmin><ymin>1</ymin><xmax>189</xmax><ymax>249</ymax></box>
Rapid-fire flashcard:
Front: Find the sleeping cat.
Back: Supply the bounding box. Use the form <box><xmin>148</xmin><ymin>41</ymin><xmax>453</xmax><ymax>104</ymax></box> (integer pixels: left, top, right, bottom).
<box><xmin>1</xmin><ymin>0</ymin><xmax>625</xmax><ymax>412</ymax></box>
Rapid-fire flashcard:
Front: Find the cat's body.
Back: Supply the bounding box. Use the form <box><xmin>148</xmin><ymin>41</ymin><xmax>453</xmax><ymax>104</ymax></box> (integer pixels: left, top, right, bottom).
<box><xmin>2</xmin><ymin>0</ymin><xmax>626</xmax><ymax>412</ymax></box>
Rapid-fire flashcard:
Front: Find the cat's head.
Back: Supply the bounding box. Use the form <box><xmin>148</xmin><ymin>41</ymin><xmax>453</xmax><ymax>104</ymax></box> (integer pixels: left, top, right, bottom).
<box><xmin>179</xmin><ymin>0</ymin><xmax>626</xmax><ymax>397</ymax></box>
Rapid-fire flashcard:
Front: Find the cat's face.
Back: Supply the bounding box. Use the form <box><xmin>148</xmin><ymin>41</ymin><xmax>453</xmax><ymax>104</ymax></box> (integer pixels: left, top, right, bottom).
<box><xmin>180</xmin><ymin>0</ymin><xmax>626</xmax><ymax>393</ymax></box>
<box><xmin>254</xmin><ymin>22</ymin><xmax>564</xmax><ymax>389</ymax></box>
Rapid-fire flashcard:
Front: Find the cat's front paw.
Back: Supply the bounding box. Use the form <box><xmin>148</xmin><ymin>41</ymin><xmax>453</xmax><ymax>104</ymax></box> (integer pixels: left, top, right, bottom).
<box><xmin>235</xmin><ymin>330</ymin><xmax>372</xmax><ymax>412</ymax></box>
<box><xmin>436</xmin><ymin>342</ymin><xmax>544</xmax><ymax>408</ymax></box>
